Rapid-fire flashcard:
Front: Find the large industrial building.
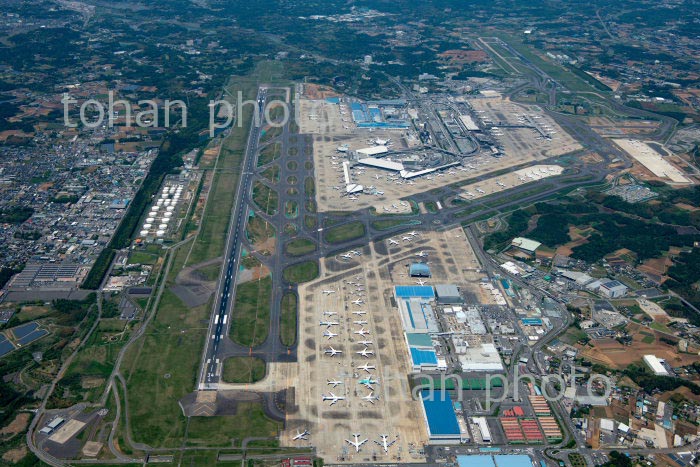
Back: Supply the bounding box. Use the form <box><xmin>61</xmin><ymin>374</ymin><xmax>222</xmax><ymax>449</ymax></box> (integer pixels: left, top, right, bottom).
<box><xmin>419</xmin><ymin>390</ymin><xmax>468</xmax><ymax>444</ymax></box>
<box><xmin>643</xmin><ymin>354</ymin><xmax>670</xmax><ymax>376</ymax></box>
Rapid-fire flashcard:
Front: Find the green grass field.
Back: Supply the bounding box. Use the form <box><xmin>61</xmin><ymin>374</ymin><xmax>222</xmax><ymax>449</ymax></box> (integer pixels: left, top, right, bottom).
<box><xmin>261</xmin><ymin>165</ymin><xmax>280</xmax><ymax>183</ymax></box>
<box><xmin>259</xmin><ymin>125</ymin><xmax>283</xmax><ymax>144</ymax></box>
<box><xmin>370</xmin><ymin>219</ymin><xmax>412</xmax><ymax>230</ymax></box>
<box><xmin>324</xmin><ymin>221</ymin><xmax>365</xmax><ymax>244</ymax></box>
<box><xmin>252</xmin><ymin>181</ymin><xmax>279</xmax><ymax>216</ymax></box>
<box><xmin>280</xmin><ymin>293</ymin><xmax>297</xmax><ymax>347</ymax></box>
<box><xmin>285</xmin><ymin>238</ymin><xmax>316</xmax><ymax>256</ymax></box>
<box><xmin>127</xmin><ymin>250</ymin><xmax>158</xmax><ymax>265</ymax></box>
<box><xmin>283</xmin><ymin>261</ymin><xmax>319</xmax><ymax>284</ymax></box>
<box><xmin>257</xmin><ymin>142</ymin><xmax>281</xmax><ymax>166</ymax></box>
<box><xmin>246</xmin><ymin>214</ymin><xmax>275</xmax><ymax>245</ymax></box>
<box><xmin>284</xmin><ymin>200</ymin><xmax>298</xmax><ymax>218</ymax></box>
<box><xmin>304</xmin><ymin>177</ymin><xmax>315</xmax><ymax>196</ymax></box>
<box><xmin>221</xmin><ymin>356</ymin><xmax>266</xmax><ymax>383</ymax></box>
<box><xmin>304</xmin><ymin>215</ymin><xmax>317</xmax><ymax>230</ymax></box>
<box><xmin>123</xmin><ymin>283</ymin><xmax>212</xmax><ymax>447</ymax></box>
<box><xmin>186</xmin><ymin>402</ymin><xmax>280</xmax><ymax>447</ymax></box>
<box><xmin>229</xmin><ymin>276</ymin><xmax>272</xmax><ymax>347</ymax></box>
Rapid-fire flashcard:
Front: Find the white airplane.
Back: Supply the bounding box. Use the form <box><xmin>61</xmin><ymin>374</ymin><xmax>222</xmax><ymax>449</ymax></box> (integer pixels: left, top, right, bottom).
<box><xmin>293</xmin><ymin>429</ymin><xmax>310</xmax><ymax>441</ymax></box>
<box><xmin>322</xmin><ymin>311</ymin><xmax>338</xmax><ymax>316</ymax></box>
<box><xmin>322</xmin><ymin>392</ymin><xmax>346</xmax><ymax>405</ymax></box>
<box><xmin>363</xmin><ymin>392</ymin><xmax>380</xmax><ymax>404</ymax></box>
<box><xmin>388</xmin><ymin>238</ymin><xmax>399</xmax><ymax>245</ymax></box>
<box><xmin>353</xmin><ymin>320</ymin><xmax>368</xmax><ymax>325</ymax></box>
<box><xmin>352</xmin><ymin>311</ymin><xmax>367</xmax><ymax>316</ymax></box>
<box><xmin>415</xmin><ymin>279</ymin><xmax>427</xmax><ymax>286</ymax></box>
<box><xmin>476</xmin><ymin>188</ymin><xmax>485</xmax><ymax>194</ymax></box>
<box><xmin>354</xmin><ymin>328</ymin><xmax>370</xmax><ymax>337</ymax></box>
<box><xmin>351</xmin><ymin>250</ymin><xmax>361</xmax><ymax>256</ymax></box>
<box><xmin>357</xmin><ymin>348</ymin><xmax>374</xmax><ymax>358</ymax></box>
<box><xmin>320</xmin><ymin>320</ymin><xmax>339</xmax><ymax>328</ymax></box>
<box><xmin>345</xmin><ymin>434</ymin><xmax>368</xmax><ymax>453</ymax></box>
<box><xmin>348</xmin><ymin>196</ymin><xmax>358</xmax><ymax>201</ymax></box>
<box><xmin>340</xmin><ymin>253</ymin><xmax>353</xmax><ymax>260</ymax></box>
<box><xmin>325</xmin><ymin>346</ymin><xmax>342</xmax><ymax>357</ymax></box>
<box><xmin>464</xmin><ymin>191</ymin><xmax>475</xmax><ymax>197</ymax></box>
<box><xmin>496</xmin><ymin>181</ymin><xmax>506</xmax><ymax>187</ymax></box>
<box><xmin>357</xmin><ymin>340</ymin><xmax>373</xmax><ymax>347</ymax></box>
<box><xmin>323</xmin><ymin>330</ymin><xmax>338</xmax><ymax>340</ymax></box>
<box><xmin>408</xmin><ymin>231</ymin><xmax>419</xmax><ymax>236</ymax></box>
<box><xmin>375</xmin><ymin>435</ymin><xmax>397</xmax><ymax>453</ymax></box>
<box><xmin>402</xmin><ymin>236</ymin><xmax>412</xmax><ymax>242</ymax></box>
<box><xmin>518</xmin><ymin>176</ymin><xmax>527</xmax><ymax>181</ymax></box>
<box><xmin>322</xmin><ymin>289</ymin><xmax>336</xmax><ymax>295</ymax></box>
<box><xmin>352</xmin><ymin>299</ymin><xmax>364</xmax><ymax>305</ymax></box>
<box><xmin>415</xmin><ymin>251</ymin><xmax>428</xmax><ymax>258</ymax></box>
<box><xmin>327</xmin><ymin>379</ymin><xmax>343</xmax><ymax>388</ymax></box>
<box><xmin>358</xmin><ymin>363</ymin><xmax>376</xmax><ymax>373</ymax></box>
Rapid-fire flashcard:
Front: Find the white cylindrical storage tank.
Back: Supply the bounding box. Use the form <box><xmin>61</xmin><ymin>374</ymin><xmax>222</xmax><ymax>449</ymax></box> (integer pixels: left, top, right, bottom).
<box><xmin>156</xmin><ymin>230</ymin><xmax>165</xmax><ymax>237</ymax></box>
<box><xmin>164</xmin><ymin>212</ymin><xmax>173</xmax><ymax>218</ymax></box>
<box><xmin>143</xmin><ymin>223</ymin><xmax>152</xmax><ymax>229</ymax></box>
<box><xmin>140</xmin><ymin>230</ymin><xmax>149</xmax><ymax>236</ymax></box>
<box><xmin>146</xmin><ymin>217</ymin><xmax>154</xmax><ymax>222</ymax></box>
<box><xmin>158</xmin><ymin>223</ymin><xmax>168</xmax><ymax>229</ymax></box>
<box><xmin>166</xmin><ymin>206</ymin><xmax>175</xmax><ymax>212</ymax></box>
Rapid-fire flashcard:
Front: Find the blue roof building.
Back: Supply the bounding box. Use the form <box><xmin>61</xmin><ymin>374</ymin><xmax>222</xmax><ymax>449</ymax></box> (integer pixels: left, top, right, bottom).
<box><xmin>420</xmin><ymin>390</ymin><xmax>463</xmax><ymax>443</ymax></box>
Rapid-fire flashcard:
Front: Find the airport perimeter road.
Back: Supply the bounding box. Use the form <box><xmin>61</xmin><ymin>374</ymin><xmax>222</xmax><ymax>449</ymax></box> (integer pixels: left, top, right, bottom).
<box><xmin>197</xmin><ymin>88</ymin><xmax>266</xmax><ymax>390</ymax></box>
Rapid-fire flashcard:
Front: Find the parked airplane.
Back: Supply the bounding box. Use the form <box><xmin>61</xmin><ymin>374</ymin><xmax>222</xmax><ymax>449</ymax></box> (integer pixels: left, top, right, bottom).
<box><xmin>340</xmin><ymin>253</ymin><xmax>353</xmax><ymax>260</ymax></box>
<box><xmin>327</xmin><ymin>379</ymin><xmax>343</xmax><ymax>388</ymax></box>
<box><xmin>320</xmin><ymin>320</ymin><xmax>339</xmax><ymax>328</ymax></box>
<box><xmin>359</xmin><ymin>376</ymin><xmax>379</xmax><ymax>389</ymax></box>
<box><xmin>475</xmin><ymin>188</ymin><xmax>485</xmax><ymax>194</ymax></box>
<box><xmin>352</xmin><ymin>299</ymin><xmax>364</xmax><ymax>305</ymax></box>
<box><xmin>357</xmin><ymin>348</ymin><xmax>374</xmax><ymax>358</ymax></box>
<box><xmin>354</xmin><ymin>328</ymin><xmax>370</xmax><ymax>337</ymax></box>
<box><xmin>293</xmin><ymin>429</ymin><xmax>310</xmax><ymax>441</ymax></box>
<box><xmin>324</xmin><ymin>346</ymin><xmax>342</xmax><ymax>357</ymax></box>
<box><xmin>402</xmin><ymin>236</ymin><xmax>412</xmax><ymax>242</ymax></box>
<box><xmin>415</xmin><ymin>279</ymin><xmax>427</xmax><ymax>286</ymax></box>
<box><xmin>353</xmin><ymin>320</ymin><xmax>368</xmax><ymax>326</ymax></box>
<box><xmin>322</xmin><ymin>392</ymin><xmax>345</xmax><ymax>405</ymax></box>
<box><xmin>351</xmin><ymin>250</ymin><xmax>361</xmax><ymax>256</ymax></box>
<box><xmin>322</xmin><ymin>311</ymin><xmax>338</xmax><ymax>316</ymax></box>
<box><xmin>362</xmin><ymin>392</ymin><xmax>380</xmax><ymax>404</ymax></box>
<box><xmin>357</xmin><ymin>340</ymin><xmax>373</xmax><ymax>347</ymax></box>
<box><xmin>388</xmin><ymin>238</ymin><xmax>399</xmax><ymax>245</ymax></box>
<box><xmin>352</xmin><ymin>311</ymin><xmax>367</xmax><ymax>316</ymax></box>
<box><xmin>358</xmin><ymin>363</ymin><xmax>376</xmax><ymax>373</ymax></box>
<box><xmin>323</xmin><ymin>330</ymin><xmax>338</xmax><ymax>340</ymax></box>
<box><xmin>322</xmin><ymin>289</ymin><xmax>336</xmax><ymax>295</ymax></box>
<box><xmin>415</xmin><ymin>251</ymin><xmax>428</xmax><ymax>258</ymax></box>
<box><xmin>375</xmin><ymin>435</ymin><xmax>397</xmax><ymax>453</ymax></box>
<box><xmin>496</xmin><ymin>181</ymin><xmax>506</xmax><ymax>187</ymax></box>
<box><xmin>408</xmin><ymin>231</ymin><xmax>419</xmax><ymax>236</ymax></box>
<box><xmin>345</xmin><ymin>434</ymin><xmax>368</xmax><ymax>453</ymax></box>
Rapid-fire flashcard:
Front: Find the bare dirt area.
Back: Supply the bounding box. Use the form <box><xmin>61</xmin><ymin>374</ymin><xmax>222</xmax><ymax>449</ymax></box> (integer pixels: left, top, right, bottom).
<box><xmin>0</xmin><ymin>413</ymin><xmax>30</xmax><ymax>438</ymax></box>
